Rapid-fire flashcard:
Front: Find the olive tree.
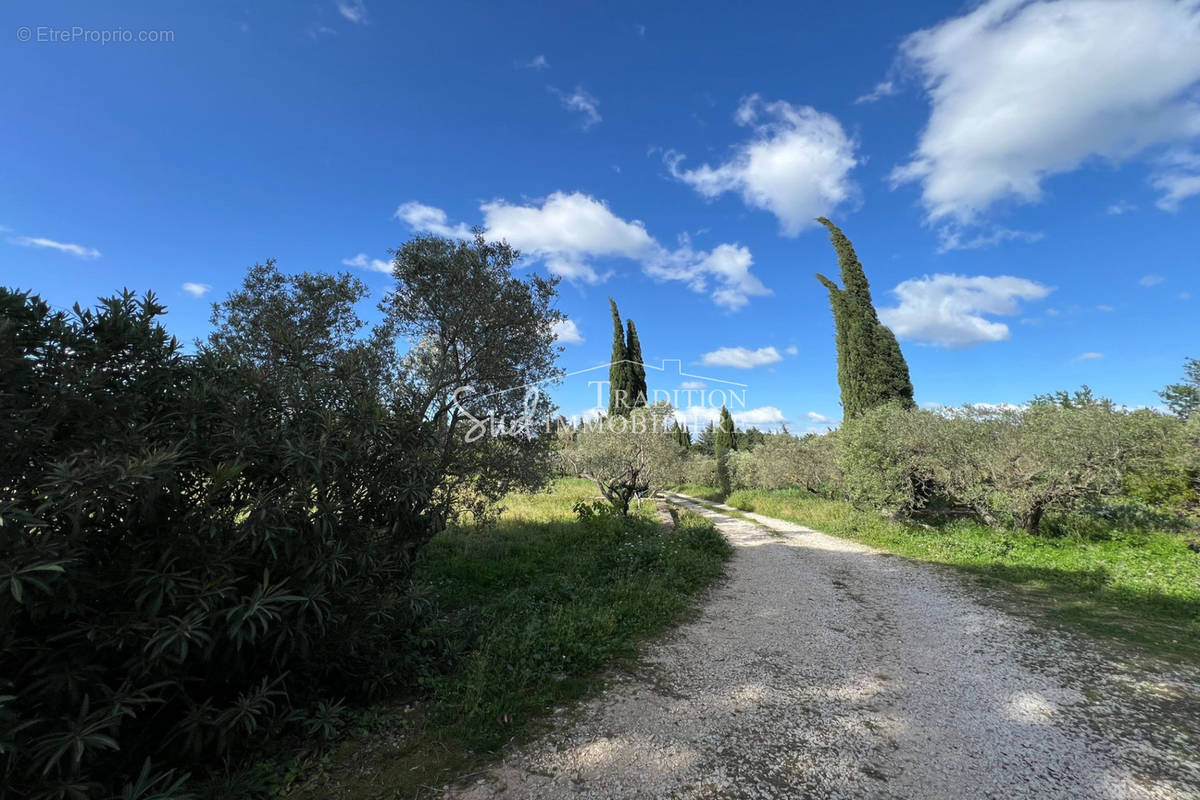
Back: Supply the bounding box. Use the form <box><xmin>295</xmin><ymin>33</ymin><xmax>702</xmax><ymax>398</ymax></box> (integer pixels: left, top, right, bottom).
<box><xmin>561</xmin><ymin>405</ymin><xmax>681</xmax><ymax>514</ymax></box>
<box><xmin>733</xmin><ymin>431</ymin><xmax>843</xmax><ymax>495</ymax></box>
<box><xmin>378</xmin><ymin>233</ymin><xmax>564</xmax><ymax>524</ymax></box>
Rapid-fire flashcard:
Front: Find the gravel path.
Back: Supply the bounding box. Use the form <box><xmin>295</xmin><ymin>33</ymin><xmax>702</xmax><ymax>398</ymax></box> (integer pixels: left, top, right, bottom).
<box><xmin>451</xmin><ymin>494</ymin><xmax>1200</xmax><ymax>799</ymax></box>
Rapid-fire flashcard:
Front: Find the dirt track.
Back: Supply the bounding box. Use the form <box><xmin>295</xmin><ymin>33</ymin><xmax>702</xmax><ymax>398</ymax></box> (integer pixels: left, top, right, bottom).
<box><xmin>451</xmin><ymin>494</ymin><xmax>1200</xmax><ymax>799</ymax></box>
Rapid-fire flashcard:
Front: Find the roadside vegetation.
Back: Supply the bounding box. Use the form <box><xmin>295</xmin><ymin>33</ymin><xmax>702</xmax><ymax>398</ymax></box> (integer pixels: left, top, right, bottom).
<box><xmin>284</xmin><ymin>479</ymin><xmax>728</xmax><ymax>799</ymax></box>
<box><xmin>5</xmin><ymin>214</ymin><xmax>1197</xmax><ymax>798</ymax></box>
<box><xmin>650</xmin><ymin>221</ymin><xmax>1200</xmax><ymax>661</ymax></box>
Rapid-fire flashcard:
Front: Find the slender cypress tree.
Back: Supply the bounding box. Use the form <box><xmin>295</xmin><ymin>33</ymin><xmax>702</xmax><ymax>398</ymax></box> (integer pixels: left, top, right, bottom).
<box><xmin>814</xmin><ymin>218</ymin><xmax>915</xmax><ymax>420</ymax></box>
<box><xmin>608</xmin><ymin>298</ymin><xmax>632</xmax><ymax>416</ymax></box>
<box><xmin>714</xmin><ymin>440</ymin><xmax>732</xmax><ymax>496</ymax></box>
<box><xmin>715</xmin><ymin>405</ymin><xmax>737</xmax><ymax>451</ymax></box>
<box><xmin>625</xmin><ymin>319</ymin><xmax>648</xmax><ymax>408</ymax></box>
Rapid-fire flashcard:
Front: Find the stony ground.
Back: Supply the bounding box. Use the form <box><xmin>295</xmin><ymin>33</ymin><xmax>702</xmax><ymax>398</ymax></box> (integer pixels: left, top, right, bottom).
<box><xmin>449</xmin><ymin>495</ymin><xmax>1200</xmax><ymax>799</ymax></box>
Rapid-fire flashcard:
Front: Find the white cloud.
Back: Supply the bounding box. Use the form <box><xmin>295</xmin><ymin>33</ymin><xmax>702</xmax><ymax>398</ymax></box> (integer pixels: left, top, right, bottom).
<box><xmin>784</xmin><ymin>345</ymin><xmax>799</xmax><ymax>356</ymax></box>
<box><xmin>666</xmin><ymin>95</ymin><xmax>859</xmax><ymax>236</ymax></box>
<box><xmin>398</xmin><ymin>192</ymin><xmax>770</xmax><ymax>308</ymax></box>
<box><xmin>1181</xmin><ymin>291</ymin><xmax>1192</xmax><ymax>300</ymax></box>
<box><xmin>1139</xmin><ymin>274</ymin><xmax>1166</xmax><ymax>287</ymax></box>
<box><xmin>182</xmin><ymin>282</ymin><xmax>211</xmax><ymax>298</ymax></box>
<box><xmin>806</xmin><ymin>411</ymin><xmax>838</xmax><ymax>425</ymax></box>
<box><xmin>699</xmin><ymin>346</ymin><xmax>783</xmax><ymax>369</ymax></box>
<box><xmin>679</xmin><ymin>380</ymin><xmax>706</xmax><ymax>390</ymax></box>
<box><xmin>1077</xmin><ymin>352</ymin><xmax>1104</xmax><ymax>360</ymax></box>
<box><xmin>481</xmin><ymin>192</ymin><xmax>651</xmax><ymax>284</ymax></box>
<box><xmin>855</xmin><ymin>80</ymin><xmax>897</xmax><ymax>104</ymax></box>
<box><xmin>1106</xmin><ymin>201</ymin><xmax>1137</xmax><ymax>215</ymax></box>
<box><xmin>520</xmin><ymin>54</ymin><xmax>549</xmax><ymax>70</ymax></box>
<box><xmin>1097</xmin><ymin>304</ymin><xmax>1114</xmax><ymax>312</ymax></box>
<box><xmin>879</xmin><ymin>273</ymin><xmax>1053</xmax><ymax>347</ymax></box>
<box><xmin>892</xmin><ymin>0</ymin><xmax>1200</xmax><ymax>223</ymax></box>
<box><xmin>936</xmin><ymin>226</ymin><xmax>1043</xmax><ymax>253</ymax></box>
<box><xmin>336</xmin><ymin>0</ymin><xmax>367</xmax><ymax>24</ymax></box>
<box><xmin>342</xmin><ymin>253</ymin><xmax>392</xmax><ymax>273</ymax></box>
<box><xmin>394</xmin><ymin>202</ymin><xmax>472</xmax><ymax>239</ymax></box>
<box><xmin>552</xmin><ymin>318</ymin><xmax>584</xmax><ymax>345</ymax></box>
<box><xmin>1152</xmin><ymin>150</ymin><xmax>1200</xmax><ymax>210</ymax></box>
<box><xmin>9</xmin><ymin>235</ymin><xmax>100</xmax><ymax>259</ymax></box>
<box><xmin>645</xmin><ymin>240</ymin><xmax>770</xmax><ymax>310</ymax></box>
<box><xmin>552</xmin><ymin>86</ymin><xmax>601</xmax><ymax>129</ymax></box>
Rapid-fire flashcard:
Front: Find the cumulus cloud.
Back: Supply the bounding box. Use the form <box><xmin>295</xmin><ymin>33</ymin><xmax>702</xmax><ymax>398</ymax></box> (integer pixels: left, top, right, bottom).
<box><xmin>9</xmin><ymin>235</ymin><xmax>100</xmax><ymax>259</ymax></box>
<box><xmin>181</xmin><ymin>282</ymin><xmax>211</xmax><ymax>298</ymax></box>
<box><xmin>679</xmin><ymin>380</ymin><xmax>706</xmax><ymax>390</ymax></box>
<box><xmin>1139</xmin><ymin>274</ymin><xmax>1166</xmax><ymax>287</ymax></box>
<box><xmin>666</xmin><ymin>95</ymin><xmax>859</xmax><ymax>235</ymax></box>
<box><xmin>481</xmin><ymin>192</ymin><xmax>651</xmax><ymax>283</ymax></box>
<box><xmin>699</xmin><ymin>346</ymin><xmax>783</xmax><ymax>369</ymax></box>
<box><xmin>1077</xmin><ymin>352</ymin><xmax>1104</xmax><ymax>360</ymax></box>
<box><xmin>892</xmin><ymin>0</ymin><xmax>1200</xmax><ymax>222</ymax></box>
<box><xmin>878</xmin><ymin>274</ymin><xmax>1053</xmax><ymax>347</ymax></box>
<box><xmin>397</xmin><ymin>192</ymin><xmax>770</xmax><ymax>308</ymax></box>
<box><xmin>519</xmin><ymin>54</ymin><xmax>549</xmax><ymax>70</ymax></box>
<box><xmin>806</xmin><ymin>411</ymin><xmax>838</xmax><ymax>425</ymax></box>
<box><xmin>342</xmin><ymin>253</ymin><xmax>392</xmax><ymax>273</ymax></box>
<box><xmin>394</xmin><ymin>202</ymin><xmax>472</xmax><ymax>239</ymax></box>
<box><xmin>552</xmin><ymin>86</ymin><xmax>601</xmax><ymax>129</ymax></box>
<box><xmin>1106</xmin><ymin>201</ymin><xmax>1137</xmax><ymax>216</ymax></box>
<box><xmin>643</xmin><ymin>239</ymin><xmax>770</xmax><ymax>310</ymax></box>
<box><xmin>551</xmin><ymin>318</ymin><xmax>584</xmax><ymax>345</ymax></box>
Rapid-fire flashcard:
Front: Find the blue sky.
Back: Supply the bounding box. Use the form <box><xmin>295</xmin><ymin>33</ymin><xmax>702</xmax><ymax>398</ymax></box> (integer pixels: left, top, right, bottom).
<box><xmin>3</xmin><ymin>0</ymin><xmax>1198</xmax><ymax>431</ymax></box>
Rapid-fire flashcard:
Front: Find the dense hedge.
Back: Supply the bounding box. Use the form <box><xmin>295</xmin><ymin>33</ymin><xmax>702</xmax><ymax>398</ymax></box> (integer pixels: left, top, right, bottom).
<box><xmin>1</xmin><ymin>290</ymin><xmax>442</xmax><ymax>797</ymax></box>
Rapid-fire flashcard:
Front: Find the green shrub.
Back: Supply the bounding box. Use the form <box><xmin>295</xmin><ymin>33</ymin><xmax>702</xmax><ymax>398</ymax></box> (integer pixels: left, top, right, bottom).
<box><xmin>0</xmin><ymin>289</ymin><xmax>440</xmax><ymax>797</ymax></box>
<box><xmin>839</xmin><ymin>402</ymin><xmax>953</xmax><ymax>515</ymax></box>
<box><xmin>836</xmin><ymin>396</ymin><xmax>1190</xmax><ymax>534</ymax></box>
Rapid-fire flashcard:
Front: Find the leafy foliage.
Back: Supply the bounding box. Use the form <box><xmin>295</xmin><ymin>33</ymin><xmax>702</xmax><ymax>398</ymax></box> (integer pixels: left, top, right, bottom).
<box><xmin>0</xmin><ymin>287</ymin><xmax>441</xmax><ymax>796</ymax></box>
<box><xmin>380</xmin><ymin>234</ymin><xmax>563</xmax><ymax>525</ymax></box>
<box><xmin>814</xmin><ymin>218</ymin><xmax>914</xmax><ymax>420</ymax></box>
<box><xmin>1</xmin><ymin>236</ymin><xmax>563</xmax><ymax>796</ymax></box>
<box><xmin>559</xmin><ymin>406</ymin><xmax>681</xmax><ymax>514</ymax></box>
<box><xmin>1158</xmin><ymin>356</ymin><xmax>1200</xmax><ymax>420</ymax></box>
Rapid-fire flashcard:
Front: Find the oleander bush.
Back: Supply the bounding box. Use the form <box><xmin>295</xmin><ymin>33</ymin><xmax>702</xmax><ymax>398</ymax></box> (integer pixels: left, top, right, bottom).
<box><xmin>1</xmin><ymin>235</ymin><xmax>562</xmax><ymax>798</ymax></box>
<box><xmin>0</xmin><ymin>288</ymin><xmax>444</xmax><ymax>798</ymax></box>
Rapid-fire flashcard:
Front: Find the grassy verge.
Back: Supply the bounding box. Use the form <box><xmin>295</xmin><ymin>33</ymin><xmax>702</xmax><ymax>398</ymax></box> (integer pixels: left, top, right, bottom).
<box><xmin>681</xmin><ymin>486</ymin><xmax>1198</xmax><ymax>660</ymax></box>
<box><xmin>284</xmin><ymin>479</ymin><xmax>729</xmax><ymax>798</ymax></box>
<box><xmin>668</xmin><ymin>484</ymin><xmax>729</xmax><ymax>502</ymax></box>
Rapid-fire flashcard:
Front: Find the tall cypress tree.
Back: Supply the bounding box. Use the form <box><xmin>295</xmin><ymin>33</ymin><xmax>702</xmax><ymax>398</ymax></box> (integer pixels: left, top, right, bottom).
<box><xmin>715</xmin><ymin>405</ymin><xmax>737</xmax><ymax>451</ymax></box>
<box><xmin>815</xmin><ymin>218</ymin><xmax>915</xmax><ymax>420</ymax></box>
<box><xmin>714</xmin><ymin>440</ymin><xmax>732</xmax><ymax>496</ymax></box>
<box><xmin>625</xmin><ymin>319</ymin><xmax>647</xmax><ymax>407</ymax></box>
<box><xmin>608</xmin><ymin>298</ymin><xmax>632</xmax><ymax>416</ymax></box>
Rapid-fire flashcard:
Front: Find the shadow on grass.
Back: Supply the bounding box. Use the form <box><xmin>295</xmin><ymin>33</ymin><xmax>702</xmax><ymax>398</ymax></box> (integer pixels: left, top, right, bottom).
<box><xmin>951</xmin><ymin>560</ymin><xmax>1200</xmax><ymax>660</ymax></box>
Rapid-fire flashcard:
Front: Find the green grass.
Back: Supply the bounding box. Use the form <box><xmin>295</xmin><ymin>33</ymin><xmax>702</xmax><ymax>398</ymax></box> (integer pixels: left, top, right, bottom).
<box><xmin>682</xmin><ymin>486</ymin><xmax>1199</xmax><ymax>660</ymax></box>
<box><xmin>286</xmin><ymin>479</ymin><xmax>729</xmax><ymax>798</ymax></box>
<box><xmin>668</xmin><ymin>484</ymin><xmax>729</xmax><ymax>502</ymax></box>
